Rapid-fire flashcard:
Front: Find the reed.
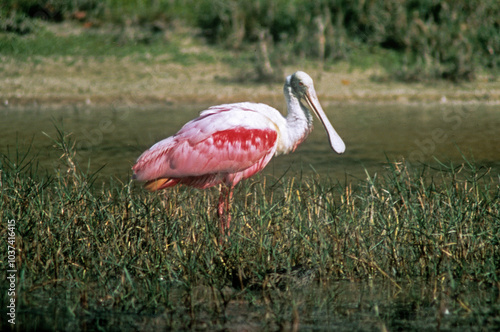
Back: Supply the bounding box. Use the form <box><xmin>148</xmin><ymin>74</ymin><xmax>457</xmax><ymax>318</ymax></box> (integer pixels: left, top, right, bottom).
<box><xmin>1</xmin><ymin>130</ymin><xmax>498</xmax><ymax>330</ymax></box>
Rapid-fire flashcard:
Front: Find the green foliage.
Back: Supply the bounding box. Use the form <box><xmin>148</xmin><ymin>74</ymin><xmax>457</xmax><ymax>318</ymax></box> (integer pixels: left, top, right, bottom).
<box><xmin>2</xmin><ymin>0</ymin><xmax>499</xmax><ymax>81</ymax></box>
<box><xmin>1</xmin><ymin>0</ymin><xmax>183</xmax><ymax>25</ymax></box>
<box><xmin>0</xmin><ymin>10</ymin><xmax>34</xmax><ymax>34</ymax></box>
<box><xmin>2</xmin><ymin>0</ymin><xmax>83</xmax><ymax>21</ymax></box>
<box><xmin>192</xmin><ymin>0</ymin><xmax>500</xmax><ymax>81</ymax></box>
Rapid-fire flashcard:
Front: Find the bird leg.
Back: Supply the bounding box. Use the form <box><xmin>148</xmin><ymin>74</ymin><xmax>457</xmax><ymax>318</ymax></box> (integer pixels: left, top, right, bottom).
<box><xmin>217</xmin><ymin>185</ymin><xmax>234</xmax><ymax>236</ymax></box>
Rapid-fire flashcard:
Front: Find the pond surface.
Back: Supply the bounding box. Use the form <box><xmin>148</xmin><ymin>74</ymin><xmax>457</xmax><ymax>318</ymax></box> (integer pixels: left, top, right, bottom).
<box><xmin>1</xmin><ymin>101</ymin><xmax>499</xmax><ymax>182</ymax></box>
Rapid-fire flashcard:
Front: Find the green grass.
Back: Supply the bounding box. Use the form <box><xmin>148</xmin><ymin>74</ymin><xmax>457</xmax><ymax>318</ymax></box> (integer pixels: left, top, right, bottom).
<box><xmin>1</xmin><ymin>130</ymin><xmax>499</xmax><ymax>330</ymax></box>
<box><xmin>3</xmin><ymin>0</ymin><xmax>499</xmax><ymax>81</ymax></box>
<box><xmin>0</xmin><ymin>21</ymin><xmax>220</xmax><ymax>66</ymax></box>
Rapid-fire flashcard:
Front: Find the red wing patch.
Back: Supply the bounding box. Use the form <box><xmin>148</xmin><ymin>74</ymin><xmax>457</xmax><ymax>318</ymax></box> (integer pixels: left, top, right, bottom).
<box><xmin>211</xmin><ymin>128</ymin><xmax>277</xmax><ymax>152</ymax></box>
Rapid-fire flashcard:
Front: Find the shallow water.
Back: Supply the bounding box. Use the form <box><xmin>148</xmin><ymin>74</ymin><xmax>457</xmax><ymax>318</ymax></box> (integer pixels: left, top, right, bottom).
<box><xmin>1</xmin><ymin>101</ymin><xmax>499</xmax><ymax>182</ymax></box>
<box><xmin>9</xmin><ymin>278</ymin><xmax>499</xmax><ymax>331</ymax></box>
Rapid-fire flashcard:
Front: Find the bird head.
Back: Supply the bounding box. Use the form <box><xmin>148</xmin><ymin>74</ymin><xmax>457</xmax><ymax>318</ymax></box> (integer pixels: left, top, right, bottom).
<box><xmin>286</xmin><ymin>71</ymin><xmax>346</xmax><ymax>154</ymax></box>
<box><xmin>289</xmin><ymin>71</ymin><xmax>314</xmax><ymax>97</ymax></box>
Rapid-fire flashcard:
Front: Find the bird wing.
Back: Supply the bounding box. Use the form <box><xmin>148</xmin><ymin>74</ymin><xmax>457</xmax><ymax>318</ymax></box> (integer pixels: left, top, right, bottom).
<box><xmin>132</xmin><ymin>105</ymin><xmax>279</xmax><ymax>182</ymax></box>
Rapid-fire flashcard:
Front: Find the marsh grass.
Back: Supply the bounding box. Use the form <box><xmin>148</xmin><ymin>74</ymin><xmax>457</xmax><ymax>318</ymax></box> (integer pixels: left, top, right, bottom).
<box><xmin>1</xmin><ymin>132</ymin><xmax>499</xmax><ymax>330</ymax></box>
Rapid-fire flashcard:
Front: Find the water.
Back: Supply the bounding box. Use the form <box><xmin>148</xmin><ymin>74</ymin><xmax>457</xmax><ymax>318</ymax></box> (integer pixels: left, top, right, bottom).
<box><xmin>9</xmin><ymin>278</ymin><xmax>499</xmax><ymax>331</ymax></box>
<box><xmin>1</xmin><ymin>102</ymin><xmax>499</xmax><ymax>182</ymax></box>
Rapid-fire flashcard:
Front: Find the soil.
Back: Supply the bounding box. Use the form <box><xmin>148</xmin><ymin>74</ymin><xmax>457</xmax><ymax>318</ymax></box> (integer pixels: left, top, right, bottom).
<box><xmin>1</xmin><ymin>44</ymin><xmax>500</xmax><ymax>109</ymax></box>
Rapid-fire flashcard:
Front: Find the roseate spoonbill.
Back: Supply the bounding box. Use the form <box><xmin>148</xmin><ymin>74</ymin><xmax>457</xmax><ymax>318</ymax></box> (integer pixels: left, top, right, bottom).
<box><xmin>132</xmin><ymin>71</ymin><xmax>345</xmax><ymax>235</ymax></box>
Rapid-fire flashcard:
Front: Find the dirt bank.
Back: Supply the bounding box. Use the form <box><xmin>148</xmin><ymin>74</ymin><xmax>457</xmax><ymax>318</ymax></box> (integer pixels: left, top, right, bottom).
<box><xmin>1</xmin><ymin>55</ymin><xmax>500</xmax><ymax>110</ymax></box>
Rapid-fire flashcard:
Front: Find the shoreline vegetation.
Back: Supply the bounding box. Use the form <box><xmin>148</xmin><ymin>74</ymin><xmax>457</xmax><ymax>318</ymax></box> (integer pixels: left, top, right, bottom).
<box><xmin>2</xmin><ymin>52</ymin><xmax>500</xmax><ymax>109</ymax></box>
<box><xmin>1</xmin><ymin>0</ymin><xmax>500</xmax><ymax>109</ymax></box>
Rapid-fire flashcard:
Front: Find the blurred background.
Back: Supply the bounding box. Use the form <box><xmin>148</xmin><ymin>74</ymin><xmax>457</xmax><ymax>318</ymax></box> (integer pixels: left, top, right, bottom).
<box><xmin>2</xmin><ymin>0</ymin><xmax>499</xmax><ymax>82</ymax></box>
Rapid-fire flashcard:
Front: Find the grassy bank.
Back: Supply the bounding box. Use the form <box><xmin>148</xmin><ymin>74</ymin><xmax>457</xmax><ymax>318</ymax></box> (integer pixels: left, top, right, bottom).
<box><xmin>1</xmin><ymin>131</ymin><xmax>499</xmax><ymax>330</ymax></box>
<box><xmin>1</xmin><ymin>15</ymin><xmax>500</xmax><ymax>109</ymax></box>
<box><xmin>2</xmin><ymin>0</ymin><xmax>499</xmax><ymax>82</ymax></box>
<box><xmin>2</xmin><ymin>23</ymin><xmax>500</xmax><ymax>110</ymax></box>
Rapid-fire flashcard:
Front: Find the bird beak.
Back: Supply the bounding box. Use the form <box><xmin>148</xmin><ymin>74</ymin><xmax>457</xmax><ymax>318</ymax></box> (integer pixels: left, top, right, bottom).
<box><xmin>304</xmin><ymin>89</ymin><xmax>346</xmax><ymax>154</ymax></box>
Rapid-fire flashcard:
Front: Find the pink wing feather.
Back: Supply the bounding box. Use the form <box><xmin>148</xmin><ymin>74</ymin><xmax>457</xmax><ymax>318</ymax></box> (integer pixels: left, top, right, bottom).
<box><xmin>132</xmin><ymin>104</ymin><xmax>279</xmax><ymax>190</ymax></box>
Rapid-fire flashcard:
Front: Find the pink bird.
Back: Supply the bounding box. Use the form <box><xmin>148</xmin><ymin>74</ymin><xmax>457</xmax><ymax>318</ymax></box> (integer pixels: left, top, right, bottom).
<box><xmin>132</xmin><ymin>71</ymin><xmax>345</xmax><ymax>235</ymax></box>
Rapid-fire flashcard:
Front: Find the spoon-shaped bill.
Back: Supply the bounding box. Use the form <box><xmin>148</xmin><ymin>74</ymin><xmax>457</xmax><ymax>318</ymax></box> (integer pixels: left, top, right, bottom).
<box><xmin>305</xmin><ymin>90</ymin><xmax>346</xmax><ymax>154</ymax></box>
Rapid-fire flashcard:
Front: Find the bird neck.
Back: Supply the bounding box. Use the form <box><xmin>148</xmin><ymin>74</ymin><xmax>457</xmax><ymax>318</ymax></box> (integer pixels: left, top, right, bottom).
<box><xmin>281</xmin><ymin>85</ymin><xmax>313</xmax><ymax>154</ymax></box>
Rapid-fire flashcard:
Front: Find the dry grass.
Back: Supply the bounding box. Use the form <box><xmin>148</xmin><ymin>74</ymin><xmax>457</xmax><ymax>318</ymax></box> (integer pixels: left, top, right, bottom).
<box><xmin>1</xmin><ymin>130</ymin><xmax>499</xmax><ymax>330</ymax></box>
<box><xmin>2</xmin><ymin>55</ymin><xmax>500</xmax><ymax>108</ymax></box>
<box><xmin>1</xmin><ymin>23</ymin><xmax>500</xmax><ymax>109</ymax></box>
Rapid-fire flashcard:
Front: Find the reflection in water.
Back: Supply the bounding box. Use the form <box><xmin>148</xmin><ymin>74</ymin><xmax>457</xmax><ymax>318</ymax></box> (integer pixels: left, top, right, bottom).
<box><xmin>1</xmin><ymin>102</ymin><xmax>499</xmax><ymax>182</ymax></box>
<box><xmin>13</xmin><ymin>277</ymin><xmax>498</xmax><ymax>330</ymax></box>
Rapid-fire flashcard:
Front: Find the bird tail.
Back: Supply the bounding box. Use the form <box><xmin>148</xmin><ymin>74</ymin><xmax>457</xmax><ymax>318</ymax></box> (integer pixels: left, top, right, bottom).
<box><xmin>144</xmin><ymin>178</ymin><xmax>179</xmax><ymax>191</ymax></box>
